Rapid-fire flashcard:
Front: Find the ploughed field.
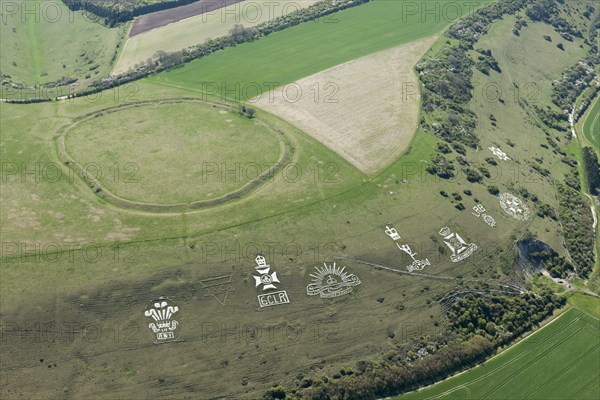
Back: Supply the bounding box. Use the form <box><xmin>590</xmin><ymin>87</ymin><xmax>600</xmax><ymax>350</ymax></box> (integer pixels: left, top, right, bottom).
<box><xmin>129</xmin><ymin>0</ymin><xmax>245</xmax><ymax>36</ymax></box>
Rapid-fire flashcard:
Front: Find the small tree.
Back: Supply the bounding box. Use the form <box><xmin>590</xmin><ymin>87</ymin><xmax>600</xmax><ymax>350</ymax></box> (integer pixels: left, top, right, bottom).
<box><xmin>264</xmin><ymin>386</ymin><xmax>286</xmax><ymax>399</ymax></box>
<box><xmin>229</xmin><ymin>24</ymin><xmax>253</xmax><ymax>41</ymax></box>
<box><xmin>487</xmin><ymin>185</ymin><xmax>500</xmax><ymax>196</ymax></box>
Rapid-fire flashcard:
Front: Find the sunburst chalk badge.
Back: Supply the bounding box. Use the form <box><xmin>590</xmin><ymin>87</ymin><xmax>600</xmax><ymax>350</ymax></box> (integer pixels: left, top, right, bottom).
<box><xmin>306</xmin><ymin>263</ymin><xmax>361</xmax><ymax>299</ymax></box>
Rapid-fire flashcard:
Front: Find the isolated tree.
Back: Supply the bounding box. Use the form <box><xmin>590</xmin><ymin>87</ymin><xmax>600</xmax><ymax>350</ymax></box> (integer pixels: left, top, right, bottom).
<box><xmin>154</xmin><ymin>50</ymin><xmax>167</xmax><ymax>62</ymax></box>
<box><xmin>229</xmin><ymin>24</ymin><xmax>253</xmax><ymax>41</ymax></box>
<box><xmin>487</xmin><ymin>185</ymin><xmax>500</xmax><ymax>195</ymax></box>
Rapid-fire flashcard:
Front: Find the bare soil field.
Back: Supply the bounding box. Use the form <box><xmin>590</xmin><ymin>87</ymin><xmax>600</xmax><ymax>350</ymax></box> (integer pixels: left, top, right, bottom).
<box><xmin>252</xmin><ymin>36</ymin><xmax>437</xmax><ymax>175</ymax></box>
<box><xmin>130</xmin><ymin>0</ymin><xmax>244</xmax><ymax>36</ymax></box>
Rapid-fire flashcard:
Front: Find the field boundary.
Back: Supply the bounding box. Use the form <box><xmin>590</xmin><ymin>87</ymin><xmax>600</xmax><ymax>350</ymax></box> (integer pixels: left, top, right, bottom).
<box><xmin>55</xmin><ymin>98</ymin><xmax>294</xmax><ymax>212</ymax></box>
<box><xmin>397</xmin><ymin>307</ymin><xmax>594</xmax><ymax>399</ymax></box>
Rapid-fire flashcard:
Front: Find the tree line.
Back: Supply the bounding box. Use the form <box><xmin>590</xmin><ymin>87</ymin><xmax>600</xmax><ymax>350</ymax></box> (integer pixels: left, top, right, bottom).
<box><xmin>70</xmin><ymin>0</ymin><xmax>370</xmax><ymax>98</ymax></box>
<box><xmin>556</xmin><ymin>171</ymin><xmax>595</xmax><ymax>278</ymax></box>
<box><xmin>582</xmin><ymin>146</ymin><xmax>600</xmax><ymax>195</ymax></box>
<box><xmin>62</xmin><ymin>0</ymin><xmax>199</xmax><ymax>26</ymax></box>
<box><xmin>3</xmin><ymin>0</ymin><xmax>370</xmax><ymax>103</ymax></box>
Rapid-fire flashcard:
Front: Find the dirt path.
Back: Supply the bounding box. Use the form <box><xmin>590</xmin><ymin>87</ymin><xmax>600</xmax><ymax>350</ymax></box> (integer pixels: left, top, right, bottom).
<box><xmin>569</xmin><ymin>107</ymin><xmax>577</xmax><ymax>138</ymax></box>
<box><xmin>589</xmin><ymin>197</ymin><xmax>598</xmax><ymax>230</ymax></box>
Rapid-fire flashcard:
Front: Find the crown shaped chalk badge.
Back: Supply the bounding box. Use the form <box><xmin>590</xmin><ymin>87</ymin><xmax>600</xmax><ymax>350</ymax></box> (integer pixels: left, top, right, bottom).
<box><xmin>253</xmin><ymin>255</ymin><xmax>290</xmax><ymax>308</ymax></box>
<box><xmin>254</xmin><ymin>255</ymin><xmax>280</xmax><ymax>290</ymax></box>
<box><xmin>144</xmin><ymin>297</ymin><xmax>180</xmax><ymax>343</ymax></box>
<box><xmin>306</xmin><ymin>263</ymin><xmax>361</xmax><ymax>299</ymax></box>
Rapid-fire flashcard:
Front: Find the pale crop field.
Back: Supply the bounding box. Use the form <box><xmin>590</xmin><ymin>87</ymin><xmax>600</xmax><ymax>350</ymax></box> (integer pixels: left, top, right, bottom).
<box><xmin>112</xmin><ymin>0</ymin><xmax>319</xmax><ymax>75</ymax></box>
<box><xmin>252</xmin><ymin>37</ymin><xmax>437</xmax><ymax>175</ymax></box>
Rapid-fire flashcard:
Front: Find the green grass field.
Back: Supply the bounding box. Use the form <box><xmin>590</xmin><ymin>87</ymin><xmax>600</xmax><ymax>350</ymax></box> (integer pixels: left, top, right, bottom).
<box><xmin>399</xmin><ymin>308</ymin><xmax>600</xmax><ymax>400</ymax></box>
<box><xmin>149</xmin><ymin>0</ymin><xmax>491</xmax><ymax>100</ymax></box>
<box><xmin>582</xmin><ymin>95</ymin><xmax>600</xmax><ymax>152</ymax></box>
<box><xmin>62</xmin><ymin>101</ymin><xmax>283</xmax><ymax>205</ymax></box>
<box><xmin>1</xmin><ymin>81</ymin><xmax>366</xmax><ymax>244</ymax></box>
<box><xmin>566</xmin><ymin>292</ymin><xmax>600</xmax><ymax>319</ymax></box>
<box><xmin>0</xmin><ymin>0</ymin><xmax>126</xmax><ymax>92</ymax></box>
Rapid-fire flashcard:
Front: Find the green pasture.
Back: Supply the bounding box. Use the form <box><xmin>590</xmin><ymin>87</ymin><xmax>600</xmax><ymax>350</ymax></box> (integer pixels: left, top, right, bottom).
<box><xmin>149</xmin><ymin>0</ymin><xmax>492</xmax><ymax>100</ymax></box>
<box><xmin>63</xmin><ymin>101</ymin><xmax>283</xmax><ymax>205</ymax></box>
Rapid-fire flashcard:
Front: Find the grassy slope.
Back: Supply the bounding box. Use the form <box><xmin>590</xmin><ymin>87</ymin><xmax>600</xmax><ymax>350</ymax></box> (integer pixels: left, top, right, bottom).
<box><xmin>113</xmin><ymin>0</ymin><xmax>320</xmax><ymax>74</ymax></box>
<box><xmin>0</xmin><ymin>83</ymin><xmax>535</xmax><ymax>400</ymax></box>
<box><xmin>0</xmin><ymin>0</ymin><xmax>126</xmax><ymax>90</ymax></box>
<box><xmin>1</xmin><ymin>1</ymin><xmax>597</xmax><ymax>398</ymax></box>
<box><xmin>397</xmin><ymin>7</ymin><xmax>599</xmax><ymax>397</ymax></box>
<box><xmin>149</xmin><ymin>0</ymin><xmax>492</xmax><ymax>100</ymax></box>
<box><xmin>398</xmin><ymin>308</ymin><xmax>600</xmax><ymax>400</ymax></box>
<box><xmin>468</xmin><ymin>11</ymin><xmax>588</xmax><ymax>251</ymax></box>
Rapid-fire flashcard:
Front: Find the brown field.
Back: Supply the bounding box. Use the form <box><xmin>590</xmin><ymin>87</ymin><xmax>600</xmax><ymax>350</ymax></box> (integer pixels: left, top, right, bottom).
<box><xmin>251</xmin><ymin>36</ymin><xmax>438</xmax><ymax>175</ymax></box>
<box><xmin>115</xmin><ymin>0</ymin><xmax>319</xmax><ymax>75</ymax></box>
<box><xmin>130</xmin><ymin>0</ymin><xmax>244</xmax><ymax>36</ymax></box>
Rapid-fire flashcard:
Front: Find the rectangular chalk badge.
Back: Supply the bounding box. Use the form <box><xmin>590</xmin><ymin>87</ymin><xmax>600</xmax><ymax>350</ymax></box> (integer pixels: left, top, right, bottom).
<box><xmin>258</xmin><ymin>291</ymin><xmax>290</xmax><ymax>308</ymax></box>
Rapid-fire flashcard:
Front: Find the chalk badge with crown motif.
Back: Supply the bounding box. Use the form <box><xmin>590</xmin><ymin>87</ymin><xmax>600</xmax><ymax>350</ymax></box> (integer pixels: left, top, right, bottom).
<box><xmin>253</xmin><ymin>255</ymin><xmax>290</xmax><ymax>308</ymax></box>
<box><xmin>143</xmin><ymin>297</ymin><xmax>181</xmax><ymax>343</ymax></box>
